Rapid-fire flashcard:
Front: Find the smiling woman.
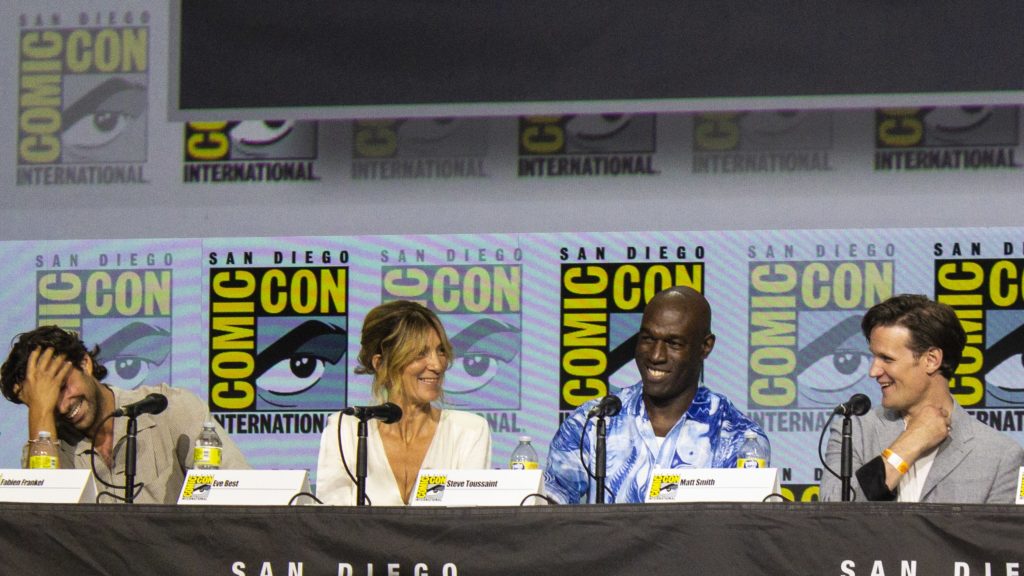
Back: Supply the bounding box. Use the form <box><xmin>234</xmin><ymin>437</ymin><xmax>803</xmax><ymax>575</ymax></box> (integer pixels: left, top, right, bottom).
<box><xmin>315</xmin><ymin>300</ymin><xmax>492</xmax><ymax>506</ymax></box>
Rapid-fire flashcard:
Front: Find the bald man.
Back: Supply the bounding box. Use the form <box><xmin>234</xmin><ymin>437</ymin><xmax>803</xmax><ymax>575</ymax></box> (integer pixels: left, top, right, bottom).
<box><xmin>543</xmin><ymin>286</ymin><xmax>768</xmax><ymax>504</ymax></box>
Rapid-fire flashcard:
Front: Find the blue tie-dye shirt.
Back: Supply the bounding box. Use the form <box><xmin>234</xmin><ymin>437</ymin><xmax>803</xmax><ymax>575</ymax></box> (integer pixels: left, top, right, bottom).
<box><xmin>543</xmin><ymin>384</ymin><xmax>768</xmax><ymax>504</ymax></box>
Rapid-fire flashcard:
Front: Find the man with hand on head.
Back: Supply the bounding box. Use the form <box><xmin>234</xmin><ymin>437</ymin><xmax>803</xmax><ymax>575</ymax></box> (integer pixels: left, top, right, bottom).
<box><xmin>544</xmin><ymin>286</ymin><xmax>768</xmax><ymax>504</ymax></box>
<box><xmin>821</xmin><ymin>294</ymin><xmax>1024</xmax><ymax>503</ymax></box>
<box><xmin>0</xmin><ymin>325</ymin><xmax>249</xmax><ymax>504</ymax></box>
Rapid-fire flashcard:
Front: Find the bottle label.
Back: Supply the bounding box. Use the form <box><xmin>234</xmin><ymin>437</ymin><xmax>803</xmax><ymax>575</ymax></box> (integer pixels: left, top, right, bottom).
<box><xmin>28</xmin><ymin>455</ymin><xmax>58</xmax><ymax>469</ymax></box>
<box><xmin>510</xmin><ymin>460</ymin><xmax>539</xmax><ymax>470</ymax></box>
<box><xmin>737</xmin><ymin>458</ymin><xmax>766</xmax><ymax>469</ymax></box>
<box><xmin>194</xmin><ymin>446</ymin><xmax>223</xmax><ymax>468</ymax></box>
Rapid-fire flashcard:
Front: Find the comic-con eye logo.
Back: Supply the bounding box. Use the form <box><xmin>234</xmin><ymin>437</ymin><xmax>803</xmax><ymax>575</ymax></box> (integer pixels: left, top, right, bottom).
<box><xmin>694</xmin><ymin>111</ymin><xmax>833</xmax><ymax>151</ymax></box>
<box><xmin>692</xmin><ymin>111</ymin><xmax>834</xmax><ymax>174</ymax></box>
<box><xmin>518</xmin><ymin>115</ymin><xmax>658</xmax><ymax>177</ymax></box>
<box><xmin>648</xmin><ymin>475</ymin><xmax>681</xmax><ymax>501</ymax></box>
<box><xmin>877</xmin><ymin>107</ymin><xmax>1018</xmax><ymax>148</ymax></box>
<box><xmin>184</xmin><ymin>121</ymin><xmax>317</xmax><ymax>161</ymax></box>
<box><xmin>94</xmin><ymin>321</ymin><xmax>171</xmax><ymax>390</ymax></box>
<box><xmin>875</xmin><ymin>107</ymin><xmax>1020</xmax><ymax>170</ymax></box>
<box><xmin>181</xmin><ymin>475</ymin><xmax>214</xmax><ymax>500</ymax></box>
<box><xmin>353</xmin><ymin>119</ymin><xmax>488</xmax><ymax>159</ymax></box>
<box><xmin>415</xmin><ymin>475</ymin><xmax>447</xmax><ymax>501</ymax></box>
<box><xmin>935</xmin><ymin>258</ymin><xmax>1024</xmax><ymax>408</ymax></box>
<box><xmin>519</xmin><ymin>115</ymin><xmax>655</xmax><ymax>155</ymax></box>
<box><xmin>183</xmin><ymin>121</ymin><xmax>319</xmax><ymax>183</ymax></box>
<box><xmin>747</xmin><ymin>261</ymin><xmax>894</xmax><ymax>409</ymax></box>
<box><xmin>17</xmin><ymin>23</ymin><xmax>149</xmax><ymax>181</ymax></box>
<box><xmin>560</xmin><ymin>262</ymin><xmax>704</xmax><ymax>413</ymax></box>
<box><xmin>381</xmin><ymin>264</ymin><xmax>521</xmax><ymax>410</ymax></box>
<box><xmin>208</xmin><ymin>267</ymin><xmax>348</xmax><ymax>412</ymax></box>
<box><xmin>350</xmin><ymin>118</ymin><xmax>489</xmax><ymax>180</ymax></box>
<box><xmin>36</xmin><ymin>269</ymin><xmax>172</xmax><ymax>389</ymax></box>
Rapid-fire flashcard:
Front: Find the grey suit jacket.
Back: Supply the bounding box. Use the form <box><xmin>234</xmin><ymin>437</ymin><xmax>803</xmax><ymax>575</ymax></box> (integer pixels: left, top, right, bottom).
<box><xmin>820</xmin><ymin>402</ymin><xmax>1024</xmax><ymax>503</ymax></box>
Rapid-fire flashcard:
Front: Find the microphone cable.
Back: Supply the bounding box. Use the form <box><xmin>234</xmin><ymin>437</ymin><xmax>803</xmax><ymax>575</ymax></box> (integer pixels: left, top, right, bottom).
<box><xmin>336</xmin><ymin>412</ymin><xmax>372</xmax><ymax>506</ymax></box>
<box><xmin>288</xmin><ymin>491</ymin><xmax>323</xmax><ymax>505</ymax></box>
<box><xmin>89</xmin><ymin>410</ymin><xmax>144</xmax><ymax>503</ymax></box>
<box><xmin>817</xmin><ymin>410</ymin><xmax>857</xmax><ymax>502</ymax></box>
<box><xmin>577</xmin><ymin>414</ymin><xmax>616</xmax><ymax>504</ymax></box>
<box><xmin>519</xmin><ymin>493</ymin><xmax>558</xmax><ymax>506</ymax></box>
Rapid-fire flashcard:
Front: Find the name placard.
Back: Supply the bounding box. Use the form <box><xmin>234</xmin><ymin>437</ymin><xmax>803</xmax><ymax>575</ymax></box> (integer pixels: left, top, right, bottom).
<box><xmin>1016</xmin><ymin>467</ymin><xmax>1024</xmax><ymax>505</ymax></box>
<box><xmin>410</xmin><ymin>469</ymin><xmax>544</xmax><ymax>506</ymax></box>
<box><xmin>177</xmin><ymin>469</ymin><xmax>313</xmax><ymax>505</ymax></box>
<box><xmin>645</xmin><ymin>468</ymin><xmax>781</xmax><ymax>503</ymax></box>
<box><xmin>0</xmin><ymin>469</ymin><xmax>97</xmax><ymax>503</ymax></box>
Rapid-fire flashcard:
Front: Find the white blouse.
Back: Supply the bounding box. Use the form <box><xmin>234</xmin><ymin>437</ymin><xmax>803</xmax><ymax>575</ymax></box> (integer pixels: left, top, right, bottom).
<box><xmin>315</xmin><ymin>409</ymin><xmax>492</xmax><ymax>505</ymax></box>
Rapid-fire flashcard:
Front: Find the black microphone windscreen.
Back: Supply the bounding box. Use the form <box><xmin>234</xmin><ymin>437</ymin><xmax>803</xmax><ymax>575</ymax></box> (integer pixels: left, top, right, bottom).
<box><xmin>380</xmin><ymin>402</ymin><xmax>403</xmax><ymax>424</ymax></box>
<box><xmin>588</xmin><ymin>395</ymin><xmax>622</xmax><ymax>418</ymax></box>
<box><xmin>849</xmin><ymin>393</ymin><xmax>871</xmax><ymax>416</ymax></box>
<box><xmin>343</xmin><ymin>402</ymin><xmax>403</xmax><ymax>423</ymax></box>
<box><xmin>117</xmin><ymin>392</ymin><xmax>168</xmax><ymax>417</ymax></box>
<box><xmin>834</xmin><ymin>393</ymin><xmax>871</xmax><ymax>416</ymax></box>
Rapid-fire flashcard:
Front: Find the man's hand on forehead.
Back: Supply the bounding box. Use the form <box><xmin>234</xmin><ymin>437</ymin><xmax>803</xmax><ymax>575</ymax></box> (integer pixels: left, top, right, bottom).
<box><xmin>18</xmin><ymin>346</ymin><xmax>72</xmax><ymax>407</ymax></box>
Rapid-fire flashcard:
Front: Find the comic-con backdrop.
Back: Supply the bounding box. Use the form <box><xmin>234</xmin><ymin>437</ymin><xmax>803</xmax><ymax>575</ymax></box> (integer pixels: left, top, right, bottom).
<box><xmin>2</xmin><ymin>5</ymin><xmax>1024</xmax><ymax>500</ymax></box>
<box><xmin>5</xmin><ymin>229</ymin><xmax>1024</xmax><ymax>500</ymax></box>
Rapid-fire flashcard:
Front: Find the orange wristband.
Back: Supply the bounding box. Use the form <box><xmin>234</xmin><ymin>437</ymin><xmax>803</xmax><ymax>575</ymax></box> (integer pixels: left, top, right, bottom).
<box><xmin>882</xmin><ymin>449</ymin><xmax>909</xmax><ymax>475</ymax></box>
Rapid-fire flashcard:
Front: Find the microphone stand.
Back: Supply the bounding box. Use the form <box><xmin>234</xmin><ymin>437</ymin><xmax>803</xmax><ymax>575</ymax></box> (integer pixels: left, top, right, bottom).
<box><xmin>124</xmin><ymin>414</ymin><xmax>139</xmax><ymax>504</ymax></box>
<box><xmin>356</xmin><ymin>417</ymin><xmax>369</xmax><ymax>506</ymax></box>
<box><xmin>594</xmin><ymin>416</ymin><xmax>608</xmax><ymax>504</ymax></box>
<box><xmin>840</xmin><ymin>414</ymin><xmax>853</xmax><ymax>502</ymax></box>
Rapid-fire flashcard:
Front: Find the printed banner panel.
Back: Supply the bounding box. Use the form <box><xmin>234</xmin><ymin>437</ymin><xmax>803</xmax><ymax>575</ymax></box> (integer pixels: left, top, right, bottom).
<box><xmin>0</xmin><ymin>227</ymin><xmax>1023</xmax><ymax>494</ymax></box>
<box><xmin>1</xmin><ymin>502</ymin><xmax>1023</xmax><ymax>575</ymax></box>
<box><xmin>0</xmin><ymin>239</ymin><xmax>202</xmax><ymax>470</ymax></box>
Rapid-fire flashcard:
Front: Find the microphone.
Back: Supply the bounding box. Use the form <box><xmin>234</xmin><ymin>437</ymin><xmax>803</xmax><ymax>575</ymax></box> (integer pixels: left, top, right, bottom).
<box><xmin>343</xmin><ymin>402</ymin><xmax>403</xmax><ymax>424</ymax></box>
<box><xmin>834</xmin><ymin>393</ymin><xmax>871</xmax><ymax>417</ymax></box>
<box><xmin>113</xmin><ymin>393</ymin><xmax>168</xmax><ymax>418</ymax></box>
<box><xmin>587</xmin><ymin>395</ymin><xmax>622</xmax><ymax>419</ymax></box>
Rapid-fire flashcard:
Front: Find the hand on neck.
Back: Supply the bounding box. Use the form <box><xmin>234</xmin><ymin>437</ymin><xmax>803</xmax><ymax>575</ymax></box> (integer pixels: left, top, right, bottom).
<box><xmin>902</xmin><ymin>380</ymin><xmax>955</xmax><ymax>420</ymax></box>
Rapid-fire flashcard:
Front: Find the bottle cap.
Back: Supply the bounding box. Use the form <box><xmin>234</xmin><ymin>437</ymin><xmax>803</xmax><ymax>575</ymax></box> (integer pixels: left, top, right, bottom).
<box><xmin>518</xmin><ymin>435</ymin><xmax>532</xmax><ymax>442</ymax></box>
<box><xmin>37</xmin><ymin>430</ymin><xmax>52</xmax><ymax>440</ymax></box>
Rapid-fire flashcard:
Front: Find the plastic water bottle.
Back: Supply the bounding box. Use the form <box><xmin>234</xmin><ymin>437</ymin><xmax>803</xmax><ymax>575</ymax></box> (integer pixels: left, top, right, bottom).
<box><xmin>736</xmin><ymin>430</ymin><xmax>768</xmax><ymax>469</ymax></box>
<box><xmin>509</xmin><ymin>436</ymin><xmax>539</xmax><ymax>470</ymax></box>
<box><xmin>28</xmin><ymin>430</ymin><xmax>59</xmax><ymax>469</ymax></box>
<box><xmin>194</xmin><ymin>420</ymin><xmax>223</xmax><ymax>470</ymax></box>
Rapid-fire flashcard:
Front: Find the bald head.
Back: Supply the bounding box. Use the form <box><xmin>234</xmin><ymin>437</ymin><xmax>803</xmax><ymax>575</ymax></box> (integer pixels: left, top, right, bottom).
<box><xmin>635</xmin><ymin>286</ymin><xmax>716</xmax><ymax>408</ymax></box>
<box><xmin>644</xmin><ymin>286</ymin><xmax>712</xmax><ymax>337</ymax></box>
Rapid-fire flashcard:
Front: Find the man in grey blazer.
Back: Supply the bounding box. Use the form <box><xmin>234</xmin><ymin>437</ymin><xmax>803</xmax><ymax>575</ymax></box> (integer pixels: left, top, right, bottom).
<box><xmin>820</xmin><ymin>294</ymin><xmax>1024</xmax><ymax>503</ymax></box>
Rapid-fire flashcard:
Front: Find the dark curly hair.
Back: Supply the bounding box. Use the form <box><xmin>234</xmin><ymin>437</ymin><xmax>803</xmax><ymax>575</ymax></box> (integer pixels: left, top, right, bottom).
<box><xmin>0</xmin><ymin>325</ymin><xmax>108</xmax><ymax>404</ymax></box>
<box><xmin>861</xmin><ymin>294</ymin><xmax>966</xmax><ymax>380</ymax></box>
